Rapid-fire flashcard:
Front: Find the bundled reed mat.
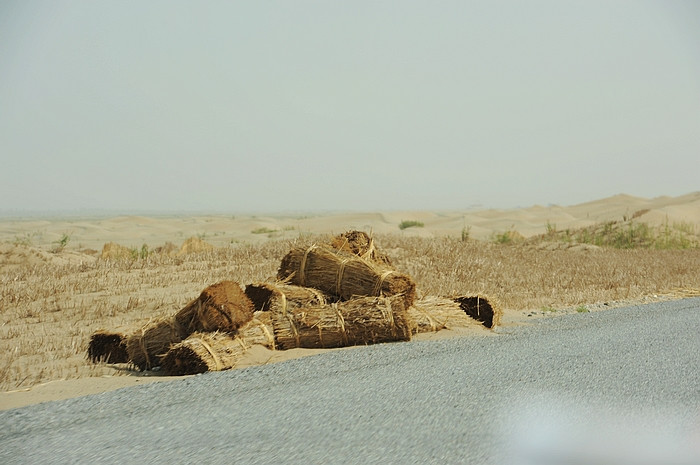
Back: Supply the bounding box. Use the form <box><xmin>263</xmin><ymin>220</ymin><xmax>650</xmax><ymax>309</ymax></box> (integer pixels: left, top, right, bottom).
<box><xmin>270</xmin><ymin>295</ymin><xmax>414</xmax><ymax>350</ymax></box>
<box><xmin>160</xmin><ymin>314</ymin><xmax>275</xmax><ymax>375</ymax></box>
<box><xmin>175</xmin><ymin>280</ymin><xmax>254</xmax><ymax>334</ymax></box>
<box><xmin>329</xmin><ymin>230</ymin><xmax>393</xmax><ymax>266</ymax></box>
<box><xmin>245</xmin><ymin>282</ymin><xmax>330</xmax><ymax>313</ymax></box>
<box><xmin>277</xmin><ymin>245</ymin><xmax>416</xmax><ymax>308</ymax></box>
<box><xmin>87</xmin><ymin>330</ymin><xmax>129</xmax><ymax>363</ymax></box>
<box><xmin>454</xmin><ymin>294</ymin><xmax>502</xmax><ymax>329</ymax></box>
<box><xmin>126</xmin><ymin>317</ymin><xmax>184</xmax><ymax>370</ymax></box>
<box><xmin>408</xmin><ymin>296</ymin><xmax>484</xmax><ymax>334</ymax></box>
<box><xmin>160</xmin><ymin>332</ymin><xmax>241</xmax><ymax>375</ymax></box>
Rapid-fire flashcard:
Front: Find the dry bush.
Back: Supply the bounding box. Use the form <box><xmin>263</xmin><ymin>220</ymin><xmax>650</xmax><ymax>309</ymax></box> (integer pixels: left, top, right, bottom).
<box><xmin>1</xmin><ymin>234</ymin><xmax>699</xmax><ymax>391</ymax></box>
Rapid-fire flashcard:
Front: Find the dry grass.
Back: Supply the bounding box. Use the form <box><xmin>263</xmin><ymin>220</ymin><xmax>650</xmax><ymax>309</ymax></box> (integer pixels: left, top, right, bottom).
<box><xmin>1</xmin><ymin>234</ymin><xmax>700</xmax><ymax>391</ymax></box>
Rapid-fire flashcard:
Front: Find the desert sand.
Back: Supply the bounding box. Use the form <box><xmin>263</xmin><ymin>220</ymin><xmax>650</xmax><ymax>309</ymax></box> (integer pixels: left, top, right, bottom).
<box><xmin>2</xmin><ymin>192</ymin><xmax>699</xmax><ymax>252</ymax></box>
<box><xmin>1</xmin><ymin>192</ymin><xmax>699</xmax><ymax>410</ymax></box>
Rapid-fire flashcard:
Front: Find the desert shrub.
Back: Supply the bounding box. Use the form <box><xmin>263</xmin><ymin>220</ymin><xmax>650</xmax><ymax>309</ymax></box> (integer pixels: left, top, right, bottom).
<box><xmin>399</xmin><ymin>220</ymin><xmax>424</xmax><ymax>230</ymax></box>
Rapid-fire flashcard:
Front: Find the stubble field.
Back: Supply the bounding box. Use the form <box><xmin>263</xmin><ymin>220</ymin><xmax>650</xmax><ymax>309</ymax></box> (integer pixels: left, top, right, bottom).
<box><xmin>2</xmin><ymin>233</ymin><xmax>699</xmax><ymax>392</ymax></box>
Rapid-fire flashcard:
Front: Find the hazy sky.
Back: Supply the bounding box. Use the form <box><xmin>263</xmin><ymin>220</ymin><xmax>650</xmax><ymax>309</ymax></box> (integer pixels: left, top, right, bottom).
<box><xmin>1</xmin><ymin>1</ymin><xmax>699</xmax><ymax>214</ymax></box>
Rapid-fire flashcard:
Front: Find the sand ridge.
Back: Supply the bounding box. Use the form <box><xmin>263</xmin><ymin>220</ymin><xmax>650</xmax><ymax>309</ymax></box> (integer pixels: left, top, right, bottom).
<box><xmin>1</xmin><ymin>192</ymin><xmax>698</xmax><ymax>251</ymax></box>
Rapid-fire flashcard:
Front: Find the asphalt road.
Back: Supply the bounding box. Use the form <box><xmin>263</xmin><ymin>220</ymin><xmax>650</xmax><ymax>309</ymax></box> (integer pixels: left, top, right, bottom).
<box><xmin>2</xmin><ymin>298</ymin><xmax>699</xmax><ymax>464</ymax></box>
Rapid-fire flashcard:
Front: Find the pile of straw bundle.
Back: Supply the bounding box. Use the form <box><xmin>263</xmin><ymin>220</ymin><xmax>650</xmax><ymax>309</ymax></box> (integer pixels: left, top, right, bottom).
<box><xmin>330</xmin><ymin>230</ymin><xmax>393</xmax><ymax>266</ymax></box>
<box><xmin>270</xmin><ymin>295</ymin><xmax>414</xmax><ymax>350</ymax></box>
<box><xmin>160</xmin><ymin>331</ymin><xmax>241</xmax><ymax>375</ymax></box>
<box><xmin>175</xmin><ymin>280</ymin><xmax>254</xmax><ymax>334</ymax></box>
<box><xmin>117</xmin><ymin>281</ymin><xmax>255</xmax><ymax>371</ymax></box>
<box><xmin>245</xmin><ymin>282</ymin><xmax>330</xmax><ymax>313</ymax></box>
<box><xmin>454</xmin><ymin>294</ymin><xmax>502</xmax><ymax>329</ymax></box>
<box><xmin>87</xmin><ymin>330</ymin><xmax>129</xmax><ymax>363</ymax></box>
<box><xmin>277</xmin><ymin>246</ymin><xmax>416</xmax><ymax>308</ymax></box>
<box><xmin>408</xmin><ymin>296</ymin><xmax>483</xmax><ymax>334</ymax></box>
<box><xmin>125</xmin><ymin>317</ymin><xmax>184</xmax><ymax>370</ymax></box>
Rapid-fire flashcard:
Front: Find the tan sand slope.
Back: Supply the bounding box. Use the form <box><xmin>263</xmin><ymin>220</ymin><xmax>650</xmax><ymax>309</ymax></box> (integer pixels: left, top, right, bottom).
<box><xmin>1</xmin><ymin>192</ymin><xmax>698</xmax><ymax>250</ymax></box>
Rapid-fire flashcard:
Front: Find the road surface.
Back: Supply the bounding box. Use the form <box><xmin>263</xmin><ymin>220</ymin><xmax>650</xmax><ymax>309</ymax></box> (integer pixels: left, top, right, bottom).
<box><xmin>2</xmin><ymin>298</ymin><xmax>699</xmax><ymax>464</ymax></box>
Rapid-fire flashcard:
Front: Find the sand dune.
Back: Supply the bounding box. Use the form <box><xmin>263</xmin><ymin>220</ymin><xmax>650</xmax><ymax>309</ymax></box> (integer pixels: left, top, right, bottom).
<box><xmin>0</xmin><ymin>192</ymin><xmax>698</xmax><ymax>251</ymax></box>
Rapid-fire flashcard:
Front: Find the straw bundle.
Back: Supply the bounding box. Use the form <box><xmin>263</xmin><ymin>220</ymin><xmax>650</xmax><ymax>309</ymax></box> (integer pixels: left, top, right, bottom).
<box><xmin>245</xmin><ymin>282</ymin><xmax>330</xmax><ymax>313</ymax></box>
<box><xmin>277</xmin><ymin>246</ymin><xmax>416</xmax><ymax>307</ymax></box>
<box><xmin>454</xmin><ymin>294</ymin><xmax>502</xmax><ymax>329</ymax></box>
<box><xmin>330</xmin><ymin>230</ymin><xmax>393</xmax><ymax>266</ymax></box>
<box><xmin>160</xmin><ymin>313</ymin><xmax>275</xmax><ymax>375</ymax></box>
<box><xmin>408</xmin><ymin>296</ymin><xmax>483</xmax><ymax>334</ymax></box>
<box><xmin>87</xmin><ymin>330</ymin><xmax>129</xmax><ymax>363</ymax></box>
<box><xmin>237</xmin><ymin>311</ymin><xmax>275</xmax><ymax>349</ymax></box>
<box><xmin>160</xmin><ymin>331</ymin><xmax>241</xmax><ymax>375</ymax></box>
<box><xmin>270</xmin><ymin>295</ymin><xmax>414</xmax><ymax>350</ymax></box>
<box><xmin>125</xmin><ymin>317</ymin><xmax>184</xmax><ymax>370</ymax></box>
<box><xmin>175</xmin><ymin>280</ymin><xmax>254</xmax><ymax>334</ymax></box>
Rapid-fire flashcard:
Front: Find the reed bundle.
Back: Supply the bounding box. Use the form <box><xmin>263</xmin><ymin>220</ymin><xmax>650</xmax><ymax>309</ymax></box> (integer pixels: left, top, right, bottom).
<box><xmin>160</xmin><ymin>313</ymin><xmax>275</xmax><ymax>375</ymax></box>
<box><xmin>87</xmin><ymin>330</ymin><xmax>129</xmax><ymax>363</ymax></box>
<box><xmin>245</xmin><ymin>282</ymin><xmax>330</xmax><ymax>313</ymax></box>
<box><xmin>408</xmin><ymin>296</ymin><xmax>483</xmax><ymax>334</ymax></box>
<box><xmin>175</xmin><ymin>280</ymin><xmax>254</xmax><ymax>334</ymax></box>
<box><xmin>270</xmin><ymin>295</ymin><xmax>414</xmax><ymax>350</ymax></box>
<box><xmin>160</xmin><ymin>331</ymin><xmax>241</xmax><ymax>375</ymax></box>
<box><xmin>454</xmin><ymin>294</ymin><xmax>502</xmax><ymax>329</ymax></box>
<box><xmin>237</xmin><ymin>311</ymin><xmax>275</xmax><ymax>349</ymax></box>
<box><xmin>330</xmin><ymin>230</ymin><xmax>393</xmax><ymax>266</ymax></box>
<box><xmin>277</xmin><ymin>245</ymin><xmax>416</xmax><ymax>307</ymax></box>
<box><xmin>125</xmin><ymin>317</ymin><xmax>184</xmax><ymax>370</ymax></box>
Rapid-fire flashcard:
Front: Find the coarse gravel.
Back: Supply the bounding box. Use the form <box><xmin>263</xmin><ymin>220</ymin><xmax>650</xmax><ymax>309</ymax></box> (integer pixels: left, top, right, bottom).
<box><xmin>1</xmin><ymin>297</ymin><xmax>699</xmax><ymax>464</ymax></box>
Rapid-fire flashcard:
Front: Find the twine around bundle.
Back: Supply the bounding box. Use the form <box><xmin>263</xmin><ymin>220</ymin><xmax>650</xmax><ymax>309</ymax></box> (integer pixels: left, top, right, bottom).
<box><xmin>372</xmin><ymin>270</ymin><xmax>396</xmax><ymax>296</ymax></box>
<box><xmin>279</xmin><ymin>292</ymin><xmax>288</xmax><ymax>315</ymax></box>
<box><xmin>332</xmin><ymin>303</ymin><xmax>349</xmax><ymax>347</ymax></box>
<box><xmin>198</xmin><ymin>337</ymin><xmax>222</xmax><ymax>371</ymax></box>
<box><xmin>383</xmin><ymin>298</ymin><xmax>397</xmax><ymax>339</ymax></box>
<box><xmin>336</xmin><ymin>258</ymin><xmax>350</xmax><ymax>296</ymax></box>
<box><xmin>138</xmin><ymin>326</ymin><xmax>151</xmax><ymax>369</ymax></box>
<box><xmin>299</xmin><ymin>245</ymin><xmax>316</xmax><ymax>287</ymax></box>
<box><xmin>285</xmin><ymin>313</ymin><xmax>301</xmax><ymax>348</ymax></box>
<box><xmin>258</xmin><ymin>321</ymin><xmax>275</xmax><ymax>348</ymax></box>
